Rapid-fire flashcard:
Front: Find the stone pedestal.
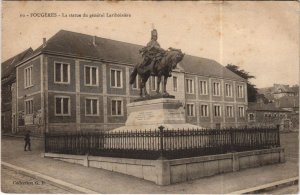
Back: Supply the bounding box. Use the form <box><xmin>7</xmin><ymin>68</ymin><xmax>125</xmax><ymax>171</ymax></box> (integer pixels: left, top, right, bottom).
<box><xmin>112</xmin><ymin>98</ymin><xmax>201</xmax><ymax>131</ymax></box>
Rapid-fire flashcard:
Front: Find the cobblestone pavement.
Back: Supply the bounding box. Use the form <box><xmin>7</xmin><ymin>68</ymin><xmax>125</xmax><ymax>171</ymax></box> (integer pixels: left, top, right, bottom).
<box><xmin>1</xmin><ymin>166</ymin><xmax>71</xmax><ymax>194</ymax></box>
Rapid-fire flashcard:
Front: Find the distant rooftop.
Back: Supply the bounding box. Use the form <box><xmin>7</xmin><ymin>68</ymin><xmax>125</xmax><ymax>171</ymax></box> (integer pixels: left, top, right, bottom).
<box><xmin>275</xmin><ymin>96</ymin><xmax>299</xmax><ymax>108</ymax></box>
<box><xmin>248</xmin><ymin>102</ymin><xmax>290</xmax><ymax>112</ymax></box>
<box><xmin>1</xmin><ymin>48</ymin><xmax>33</xmax><ymax>84</ymax></box>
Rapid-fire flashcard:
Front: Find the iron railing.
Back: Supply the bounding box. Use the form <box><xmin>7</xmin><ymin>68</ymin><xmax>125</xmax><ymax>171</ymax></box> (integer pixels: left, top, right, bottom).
<box><xmin>44</xmin><ymin>126</ymin><xmax>280</xmax><ymax>160</ymax></box>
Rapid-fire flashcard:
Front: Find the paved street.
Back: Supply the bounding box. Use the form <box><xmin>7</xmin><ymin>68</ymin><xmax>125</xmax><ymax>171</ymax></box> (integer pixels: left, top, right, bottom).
<box><xmin>280</xmin><ymin>132</ymin><xmax>299</xmax><ymax>163</ymax></box>
<box><xmin>1</xmin><ymin>166</ymin><xmax>71</xmax><ymax>193</ymax></box>
<box><xmin>1</xmin><ymin>132</ymin><xmax>298</xmax><ymax>194</ymax></box>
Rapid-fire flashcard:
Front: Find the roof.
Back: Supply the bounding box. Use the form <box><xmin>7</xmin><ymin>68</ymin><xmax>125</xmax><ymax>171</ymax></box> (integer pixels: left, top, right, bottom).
<box><xmin>2</xmin><ymin>48</ymin><xmax>33</xmax><ymax>83</ymax></box>
<box><xmin>247</xmin><ymin>102</ymin><xmax>290</xmax><ymax>112</ymax></box>
<box><xmin>273</xmin><ymin>84</ymin><xmax>293</xmax><ymax>94</ymax></box>
<box><xmin>20</xmin><ymin>30</ymin><xmax>245</xmax><ymax>81</ymax></box>
<box><xmin>180</xmin><ymin>54</ymin><xmax>244</xmax><ymax>81</ymax></box>
<box><xmin>276</xmin><ymin>96</ymin><xmax>299</xmax><ymax>108</ymax></box>
<box><xmin>41</xmin><ymin>30</ymin><xmax>143</xmax><ymax>65</ymax></box>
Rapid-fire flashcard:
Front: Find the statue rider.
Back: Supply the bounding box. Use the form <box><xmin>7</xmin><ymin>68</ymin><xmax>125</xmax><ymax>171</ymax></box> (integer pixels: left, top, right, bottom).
<box><xmin>139</xmin><ymin>29</ymin><xmax>171</xmax><ymax>76</ymax></box>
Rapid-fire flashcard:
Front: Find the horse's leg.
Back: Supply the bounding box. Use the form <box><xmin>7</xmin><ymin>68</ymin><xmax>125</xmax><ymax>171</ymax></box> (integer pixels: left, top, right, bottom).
<box><xmin>143</xmin><ymin>73</ymin><xmax>150</xmax><ymax>97</ymax></box>
<box><xmin>139</xmin><ymin>76</ymin><xmax>143</xmax><ymax>97</ymax></box>
<box><xmin>156</xmin><ymin>75</ymin><xmax>161</xmax><ymax>94</ymax></box>
<box><xmin>163</xmin><ymin>76</ymin><xmax>169</xmax><ymax>96</ymax></box>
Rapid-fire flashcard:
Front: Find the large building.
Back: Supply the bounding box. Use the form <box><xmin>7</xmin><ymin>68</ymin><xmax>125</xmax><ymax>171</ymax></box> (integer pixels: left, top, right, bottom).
<box><xmin>10</xmin><ymin>30</ymin><xmax>247</xmax><ymax>135</ymax></box>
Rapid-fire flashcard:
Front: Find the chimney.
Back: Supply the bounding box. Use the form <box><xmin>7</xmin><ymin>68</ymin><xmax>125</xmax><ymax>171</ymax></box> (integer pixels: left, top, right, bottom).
<box><xmin>43</xmin><ymin>38</ymin><xmax>47</xmax><ymax>47</ymax></box>
<box><xmin>93</xmin><ymin>36</ymin><xmax>96</xmax><ymax>46</ymax></box>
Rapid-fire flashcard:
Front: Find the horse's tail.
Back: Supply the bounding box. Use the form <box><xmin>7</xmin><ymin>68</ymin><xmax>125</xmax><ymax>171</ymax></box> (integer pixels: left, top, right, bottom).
<box><xmin>129</xmin><ymin>67</ymin><xmax>138</xmax><ymax>85</ymax></box>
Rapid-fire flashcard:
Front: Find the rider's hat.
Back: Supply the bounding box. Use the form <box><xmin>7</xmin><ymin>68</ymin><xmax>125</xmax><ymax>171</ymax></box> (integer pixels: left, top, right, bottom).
<box><xmin>151</xmin><ymin>29</ymin><xmax>158</xmax><ymax>37</ymax></box>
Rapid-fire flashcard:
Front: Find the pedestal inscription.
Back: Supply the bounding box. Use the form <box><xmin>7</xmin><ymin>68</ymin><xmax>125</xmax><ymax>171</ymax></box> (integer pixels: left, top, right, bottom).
<box><xmin>112</xmin><ymin>98</ymin><xmax>201</xmax><ymax>132</ymax></box>
<box><xmin>135</xmin><ymin>111</ymin><xmax>155</xmax><ymax>121</ymax></box>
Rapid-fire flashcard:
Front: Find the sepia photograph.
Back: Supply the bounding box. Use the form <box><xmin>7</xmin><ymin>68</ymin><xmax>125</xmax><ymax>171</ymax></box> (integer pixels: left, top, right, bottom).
<box><xmin>1</xmin><ymin>1</ymin><xmax>299</xmax><ymax>194</ymax></box>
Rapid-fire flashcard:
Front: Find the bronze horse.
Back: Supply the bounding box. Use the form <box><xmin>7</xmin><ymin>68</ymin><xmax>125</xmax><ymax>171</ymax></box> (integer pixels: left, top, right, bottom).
<box><xmin>130</xmin><ymin>48</ymin><xmax>184</xmax><ymax>97</ymax></box>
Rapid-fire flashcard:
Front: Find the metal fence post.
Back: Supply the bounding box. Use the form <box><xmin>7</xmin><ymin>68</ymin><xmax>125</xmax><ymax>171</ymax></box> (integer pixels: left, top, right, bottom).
<box><xmin>87</xmin><ymin>133</ymin><xmax>90</xmax><ymax>155</ymax></box>
<box><xmin>158</xmin><ymin>125</ymin><xmax>165</xmax><ymax>159</ymax></box>
<box><xmin>230</xmin><ymin>128</ymin><xmax>234</xmax><ymax>152</ymax></box>
<box><xmin>44</xmin><ymin>132</ymin><xmax>47</xmax><ymax>153</ymax></box>
<box><xmin>276</xmin><ymin>125</ymin><xmax>280</xmax><ymax>147</ymax></box>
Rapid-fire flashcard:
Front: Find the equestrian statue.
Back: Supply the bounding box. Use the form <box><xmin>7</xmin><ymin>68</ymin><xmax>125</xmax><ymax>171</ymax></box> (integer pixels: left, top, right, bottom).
<box><xmin>129</xmin><ymin>29</ymin><xmax>185</xmax><ymax>98</ymax></box>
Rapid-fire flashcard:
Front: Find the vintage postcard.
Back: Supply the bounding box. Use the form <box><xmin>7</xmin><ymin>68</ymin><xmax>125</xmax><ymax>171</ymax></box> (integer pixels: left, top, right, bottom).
<box><xmin>1</xmin><ymin>1</ymin><xmax>299</xmax><ymax>194</ymax></box>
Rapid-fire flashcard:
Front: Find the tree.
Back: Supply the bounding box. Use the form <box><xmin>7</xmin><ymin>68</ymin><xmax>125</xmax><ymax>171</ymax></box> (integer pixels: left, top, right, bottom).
<box><xmin>226</xmin><ymin>64</ymin><xmax>258</xmax><ymax>102</ymax></box>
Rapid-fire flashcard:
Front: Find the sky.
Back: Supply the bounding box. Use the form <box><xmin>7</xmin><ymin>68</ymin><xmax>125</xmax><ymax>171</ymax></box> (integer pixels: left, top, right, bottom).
<box><xmin>2</xmin><ymin>1</ymin><xmax>299</xmax><ymax>88</ymax></box>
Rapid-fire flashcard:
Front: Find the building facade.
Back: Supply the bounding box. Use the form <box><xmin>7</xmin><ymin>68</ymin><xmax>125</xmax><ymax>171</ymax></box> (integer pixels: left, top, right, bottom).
<box><xmin>12</xmin><ymin>30</ymin><xmax>247</xmax><ymax>135</ymax></box>
<box><xmin>246</xmin><ymin>102</ymin><xmax>291</xmax><ymax>130</ymax></box>
<box><xmin>275</xmin><ymin>95</ymin><xmax>299</xmax><ymax>130</ymax></box>
<box><xmin>1</xmin><ymin>48</ymin><xmax>33</xmax><ymax>134</ymax></box>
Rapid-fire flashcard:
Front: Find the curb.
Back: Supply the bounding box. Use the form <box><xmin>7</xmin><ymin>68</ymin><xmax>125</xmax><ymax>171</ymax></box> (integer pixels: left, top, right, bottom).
<box><xmin>228</xmin><ymin>176</ymin><xmax>298</xmax><ymax>194</ymax></box>
<box><xmin>2</xmin><ymin>161</ymin><xmax>98</xmax><ymax>194</ymax></box>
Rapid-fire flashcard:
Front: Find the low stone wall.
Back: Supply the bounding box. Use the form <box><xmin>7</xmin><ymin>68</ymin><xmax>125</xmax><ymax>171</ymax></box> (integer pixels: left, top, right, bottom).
<box><xmin>43</xmin><ymin>147</ymin><xmax>285</xmax><ymax>185</ymax></box>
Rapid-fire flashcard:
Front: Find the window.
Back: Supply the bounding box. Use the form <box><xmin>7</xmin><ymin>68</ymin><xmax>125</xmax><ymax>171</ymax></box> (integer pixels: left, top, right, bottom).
<box><xmin>150</xmin><ymin>76</ymin><xmax>157</xmax><ymax>91</ymax></box>
<box><xmin>237</xmin><ymin>85</ymin><xmax>244</xmax><ymax>98</ymax></box>
<box><xmin>110</xmin><ymin>69</ymin><xmax>122</xmax><ymax>88</ymax></box>
<box><xmin>186</xmin><ymin>79</ymin><xmax>194</xmax><ymax>94</ymax></box>
<box><xmin>264</xmin><ymin>112</ymin><xmax>271</xmax><ymax>118</ymax></box>
<box><xmin>85</xmin><ymin>98</ymin><xmax>99</xmax><ymax>116</ymax></box>
<box><xmin>226</xmin><ymin>106</ymin><xmax>234</xmax><ymax>117</ymax></box>
<box><xmin>248</xmin><ymin>113</ymin><xmax>255</xmax><ymax>121</ymax></box>
<box><xmin>279</xmin><ymin>113</ymin><xmax>283</xmax><ymax>117</ymax></box>
<box><xmin>132</xmin><ymin>75</ymin><xmax>141</xmax><ymax>89</ymax></box>
<box><xmin>85</xmin><ymin>66</ymin><xmax>98</xmax><ymax>86</ymax></box>
<box><xmin>279</xmin><ymin>113</ymin><xmax>287</xmax><ymax>118</ymax></box>
<box><xmin>225</xmin><ymin>83</ymin><xmax>232</xmax><ymax>97</ymax></box>
<box><xmin>199</xmin><ymin>80</ymin><xmax>208</xmax><ymax>95</ymax></box>
<box><xmin>200</xmin><ymin>104</ymin><xmax>209</xmax><ymax>117</ymax></box>
<box><xmin>55</xmin><ymin>96</ymin><xmax>70</xmax><ymax>116</ymax></box>
<box><xmin>238</xmin><ymin>106</ymin><xmax>245</xmax><ymax>117</ymax></box>
<box><xmin>213</xmin><ymin>82</ymin><xmax>221</xmax><ymax>96</ymax></box>
<box><xmin>186</xmin><ymin>103</ymin><xmax>195</xmax><ymax>116</ymax></box>
<box><xmin>213</xmin><ymin>105</ymin><xmax>221</xmax><ymax>117</ymax></box>
<box><xmin>111</xmin><ymin>99</ymin><xmax>123</xmax><ymax>116</ymax></box>
<box><xmin>24</xmin><ymin>99</ymin><xmax>33</xmax><ymax>114</ymax></box>
<box><xmin>55</xmin><ymin>62</ymin><xmax>70</xmax><ymax>83</ymax></box>
<box><xmin>24</xmin><ymin>66</ymin><xmax>33</xmax><ymax>88</ymax></box>
<box><xmin>173</xmin><ymin>76</ymin><xmax>178</xmax><ymax>92</ymax></box>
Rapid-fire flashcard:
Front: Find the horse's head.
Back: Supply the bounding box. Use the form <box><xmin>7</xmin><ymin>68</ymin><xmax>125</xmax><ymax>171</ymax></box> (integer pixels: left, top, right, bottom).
<box><xmin>168</xmin><ymin>47</ymin><xmax>185</xmax><ymax>69</ymax></box>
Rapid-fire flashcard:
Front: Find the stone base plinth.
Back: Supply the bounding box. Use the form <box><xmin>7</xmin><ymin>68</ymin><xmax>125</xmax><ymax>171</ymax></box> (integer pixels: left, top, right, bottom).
<box><xmin>111</xmin><ymin>98</ymin><xmax>201</xmax><ymax>132</ymax></box>
<box><xmin>44</xmin><ymin>147</ymin><xmax>285</xmax><ymax>185</ymax></box>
